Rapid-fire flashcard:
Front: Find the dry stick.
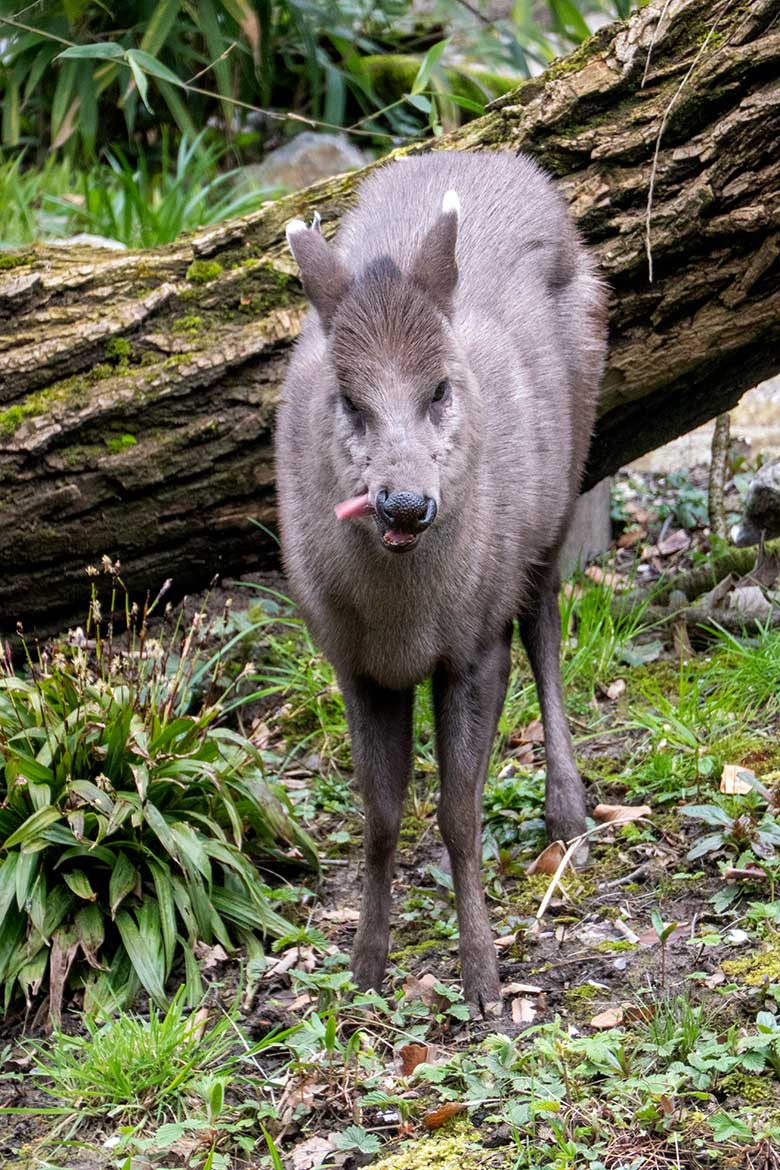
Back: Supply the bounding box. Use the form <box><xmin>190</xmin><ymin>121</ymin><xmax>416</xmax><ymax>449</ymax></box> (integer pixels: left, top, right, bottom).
<box><xmin>535</xmin><ymin>817</ymin><xmax>653</xmax><ymax>919</ymax></box>
<box><xmin>708</xmin><ymin>413</ymin><xmax>731</xmax><ymax>541</ymax></box>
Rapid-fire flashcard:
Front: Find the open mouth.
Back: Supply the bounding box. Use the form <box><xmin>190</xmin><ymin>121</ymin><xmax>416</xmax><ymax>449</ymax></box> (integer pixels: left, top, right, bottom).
<box><xmin>379</xmin><ymin>526</ymin><xmax>418</xmax><ymax>553</ymax></box>
<box><xmin>333</xmin><ymin>489</ymin><xmax>429</xmax><ymax>554</ymax></box>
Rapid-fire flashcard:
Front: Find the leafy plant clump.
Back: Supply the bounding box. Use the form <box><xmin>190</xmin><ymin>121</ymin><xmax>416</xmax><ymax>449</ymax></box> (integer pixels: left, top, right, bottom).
<box><xmin>0</xmin><ymin>561</ymin><xmax>316</xmax><ymax>1020</ymax></box>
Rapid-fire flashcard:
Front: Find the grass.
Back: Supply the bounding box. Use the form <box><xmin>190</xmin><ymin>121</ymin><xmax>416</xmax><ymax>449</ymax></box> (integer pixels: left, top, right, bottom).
<box><xmin>0</xmin><ymin>133</ymin><xmax>280</xmax><ymax>249</ymax></box>
<box><xmin>4</xmin><ymin>565</ymin><xmax>780</xmax><ymax>1169</ymax></box>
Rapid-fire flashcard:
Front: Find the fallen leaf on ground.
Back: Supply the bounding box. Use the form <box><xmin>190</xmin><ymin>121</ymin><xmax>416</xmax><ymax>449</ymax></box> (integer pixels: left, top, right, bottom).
<box><xmin>402</xmin><ymin>972</ymin><xmax>444</xmax><ymax>1009</ymax></box>
<box><xmin>194</xmin><ymin>942</ymin><xmax>229</xmax><ymax>971</ymax></box>
<box><xmin>590</xmin><ymin>1006</ymin><xmax>623</xmax><ymax>1029</ymax></box>
<box><xmin>264</xmin><ymin>945</ymin><xmax>318</xmax><ymax>981</ymax></box>
<box><xmin>502</xmin><ymin>981</ymin><xmax>543</xmax><ymax>996</ymax></box>
<box><xmin>517</xmin><ymin>718</ymin><xmax>545</xmax><ymax>744</ymax></box>
<box><xmin>494</xmin><ymin>932</ymin><xmax>518</xmax><ymax>951</ymax></box>
<box><xmin>722</xmin><ymin>865</ymin><xmax>767</xmax><ymax>880</ymax></box>
<box><xmin>188</xmin><ymin>1006</ymin><xmax>210</xmax><ymax>1043</ymax></box>
<box><xmin>657</xmin><ymin>529</ymin><xmax>691</xmax><ymax>556</ymax></box>
<box><xmin>290</xmin><ymin>1135</ymin><xmax>335</xmax><ymax>1170</ymax></box>
<box><xmin>399</xmin><ymin>1042</ymin><xmax>430</xmax><ymax>1076</ymax></box>
<box><xmin>320</xmin><ymin>907</ymin><xmax>361</xmax><ymax>924</ymax></box>
<box><xmin>422</xmin><ymin>1102</ymin><xmax>468</xmax><ymax>1131</ymax></box>
<box><xmin>594</xmin><ymin>803</ymin><xmax>652</xmax><ymax>825</ymax></box>
<box><xmin>604</xmin><ymin>678</ymin><xmax>626</xmax><ymax>701</ymax></box>
<box><xmin>511</xmin><ymin>997</ymin><xmax>537</xmax><ymax>1024</ymax></box>
<box><xmin>526</xmin><ymin>841</ymin><xmax>566</xmax><ymax>875</ymax></box>
<box><xmin>720</xmin><ymin>764</ymin><xmax>756</xmax><ymax>795</ymax></box>
<box><xmin>585</xmin><ymin>565</ymin><xmax>624</xmax><ymax>589</ymax></box>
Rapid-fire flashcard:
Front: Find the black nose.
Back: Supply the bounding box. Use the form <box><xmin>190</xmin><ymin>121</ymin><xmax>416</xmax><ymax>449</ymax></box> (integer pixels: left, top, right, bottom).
<box><xmin>377</xmin><ymin>489</ymin><xmax>437</xmax><ymax>532</ymax></box>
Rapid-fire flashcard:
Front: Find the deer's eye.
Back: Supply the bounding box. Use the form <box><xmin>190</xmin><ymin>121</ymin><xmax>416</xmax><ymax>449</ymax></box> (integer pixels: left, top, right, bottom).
<box><xmin>341</xmin><ymin>394</ymin><xmax>359</xmax><ymax>414</ymax></box>
<box><xmin>432</xmin><ymin>379</ymin><xmax>450</xmax><ymax>404</ymax></box>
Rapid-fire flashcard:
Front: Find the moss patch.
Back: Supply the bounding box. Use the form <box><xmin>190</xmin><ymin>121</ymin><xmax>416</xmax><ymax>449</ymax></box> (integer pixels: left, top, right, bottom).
<box><xmin>105</xmin><ymin>337</ymin><xmax>132</xmax><ymax>363</ymax></box>
<box><xmin>172</xmin><ymin>314</ymin><xmax>203</xmax><ymax>335</ymax></box>
<box><xmin>186</xmin><ymin>259</ymin><xmax>223</xmax><ymax>284</ymax></box>
<box><xmin>105</xmin><ymin>433</ymin><xmax>137</xmax><ymax>454</ymax></box>
<box><xmin>0</xmin><ymin>252</ymin><xmax>30</xmax><ymax>271</ymax></box>
<box><xmin>368</xmin><ymin>1121</ymin><xmax>511</xmax><ymax>1170</ymax></box>
<box><xmin>723</xmin><ymin>944</ymin><xmax>780</xmax><ymax>986</ymax></box>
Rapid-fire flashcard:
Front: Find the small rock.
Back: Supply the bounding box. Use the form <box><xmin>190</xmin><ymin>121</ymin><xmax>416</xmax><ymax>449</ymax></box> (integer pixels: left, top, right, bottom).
<box><xmin>732</xmin><ymin>459</ymin><xmax>780</xmax><ymax>545</ymax></box>
<box><xmin>239</xmin><ymin>131</ymin><xmax>368</xmax><ymax>193</ymax></box>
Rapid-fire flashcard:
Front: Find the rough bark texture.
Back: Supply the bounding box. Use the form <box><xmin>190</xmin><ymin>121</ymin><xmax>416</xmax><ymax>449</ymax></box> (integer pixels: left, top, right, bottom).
<box><xmin>1</xmin><ymin>0</ymin><xmax>779</xmax><ymax>627</ymax></box>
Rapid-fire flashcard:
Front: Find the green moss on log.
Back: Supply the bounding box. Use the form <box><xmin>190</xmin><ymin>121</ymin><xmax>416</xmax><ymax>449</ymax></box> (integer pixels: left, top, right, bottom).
<box><xmin>186</xmin><ymin>259</ymin><xmax>223</xmax><ymax>284</ymax></box>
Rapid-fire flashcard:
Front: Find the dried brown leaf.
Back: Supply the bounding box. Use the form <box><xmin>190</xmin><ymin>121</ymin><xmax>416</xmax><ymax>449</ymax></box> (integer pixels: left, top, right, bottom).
<box><xmin>399</xmin><ymin>1042</ymin><xmax>430</xmax><ymax>1076</ymax></box>
<box><xmin>657</xmin><ymin>529</ymin><xmax>691</xmax><ymax>556</ymax></box>
<box><xmin>290</xmin><ymin>1135</ymin><xmax>335</xmax><ymax>1170</ymax></box>
<box><xmin>720</xmin><ymin>764</ymin><xmax>756</xmax><ymax>795</ymax></box>
<box><xmin>594</xmin><ymin>802</ymin><xmax>652</xmax><ymax>825</ymax></box>
<box><xmin>604</xmin><ymin>678</ymin><xmax>626</xmax><ymax>701</ymax></box>
<box><xmin>511</xmin><ymin>997</ymin><xmax>537</xmax><ymax>1024</ymax></box>
<box><xmin>526</xmin><ymin>841</ymin><xmax>566</xmax><ymax>876</ymax></box>
<box><xmin>422</xmin><ymin>1101</ymin><xmax>468</xmax><ymax>1131</ymax></box>
<box><xmin>502</xmin><ymin>981</ymin><xmax>543</xmax><ymax>997</ymax></box>
<box><xmin>590</xmin><ymin>1006</ymin><xmax>623</xmax><ymax>1029</ymax></box>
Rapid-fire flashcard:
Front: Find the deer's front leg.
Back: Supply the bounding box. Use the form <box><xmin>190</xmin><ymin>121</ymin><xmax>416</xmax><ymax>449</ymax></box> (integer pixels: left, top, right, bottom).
<box><xmin>341</xmin><ymin>674</ymin><xmax>414</xmax><ymax>992</ymax></box>
<box><xmin>433</xmin><ymin>628</ymin><xmax>512</xmax><ymax>1011</ymax></box>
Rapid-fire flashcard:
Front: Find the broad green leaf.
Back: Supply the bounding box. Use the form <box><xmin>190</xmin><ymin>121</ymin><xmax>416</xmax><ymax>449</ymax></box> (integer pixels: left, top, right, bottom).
<box><xmin>0</xmin><ymin>854</ymin><xmax>19</xmax><ymax>922</ymax></box>
<box><xmin>115</xmin><ymin>909</ymin><xmax>167</xmax><ymax>1007</ymax></box>
<box><xmin>681</xmin><ymin>804</ymin><xmax>732</xmax><ymax>827</ymax></box>
<box><xmin>411</xmin><ymin>40</ymin><xmax>448</xmax><ymax>96</ymax></box>
<box><xmin>4</xmin><ymin>805</ymin><xmax>61</xmax><ymax>850</ymax></box>
<box><xmin>148</xmin><ymin>858</ymin><xmax>176</xmax><ymax>975</ymax></box>
<box><xmin>127</xmin><ymin>49</ymin><xmax>185</xmax><ymax>88</ymax></box>
<box><xmin>63</xmin><ymin>869</ymin><xmax>97</xmax><ymax>901</ymax></box>
<box><xmin>75</xmin><ymin>904</ymin><xmax>105</xmax><ymax>968</ymax></box>
<box><xmin>110</xmin><ymin>851</ymin><xmax>138</xmax><ymax>917</ymax></box>
<box><xmin>56</xmin><ymin>42</ymin><xmax>125</xmax><ymax>62</ymax></box>
<box><xmin>143</xmin><ymin>801</ymin><xmax>179</xmax><ymax>857</ymax></box>
<box><xmin>9</xmin><ymin>752</ymin><xmax>54</xmax><ymax>785</ymax></box>
<box><xmin>69</xmin><ymin>779</ymin><xmax>115</xmax><ymax>817</ymax></box>
<box><xmin>42</xmin><ymin>886</ymin><xmax>75</xmax><ymax>938</ymax></box>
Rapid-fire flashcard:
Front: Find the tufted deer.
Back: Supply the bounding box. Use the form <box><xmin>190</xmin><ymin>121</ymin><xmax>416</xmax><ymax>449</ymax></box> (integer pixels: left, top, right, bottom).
<box><xmin>276</xmin><ymin>151</ymin><xmax>607</xmax><ymax>1010</ymax></box>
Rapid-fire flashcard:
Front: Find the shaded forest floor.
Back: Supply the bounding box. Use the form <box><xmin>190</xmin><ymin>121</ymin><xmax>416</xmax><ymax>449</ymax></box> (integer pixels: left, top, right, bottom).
<box><xmin>3</xmin><ymin>464</ymin><xmax>780</xmax><ymax>1170</ymax></box>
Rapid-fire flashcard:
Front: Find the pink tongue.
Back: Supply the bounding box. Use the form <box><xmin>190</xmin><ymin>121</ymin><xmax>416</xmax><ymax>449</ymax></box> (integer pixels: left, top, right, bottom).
<box><xmin>334</xmin><ymin>492</ymin><xmax>373</xmax><ymax>522</ymax></box>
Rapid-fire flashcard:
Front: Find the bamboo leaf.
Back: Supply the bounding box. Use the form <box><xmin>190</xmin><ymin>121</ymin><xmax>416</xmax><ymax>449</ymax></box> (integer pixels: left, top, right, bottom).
<box><xmin>56</xmin><ymin>42</ymin><xmax>125</xmax><ymax>62</ymax></box>
<box><xmin>411</xmin><ymin>40</ymin><xmax>448</xmax><ymax>95</ymax></box>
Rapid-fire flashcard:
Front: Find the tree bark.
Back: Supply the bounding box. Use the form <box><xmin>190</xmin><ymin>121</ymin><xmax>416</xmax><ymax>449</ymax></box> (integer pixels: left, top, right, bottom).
<box><xmin>1</xmin><ymin>0</ymin><xmax>779</xmax><ymax>627</ymax></box>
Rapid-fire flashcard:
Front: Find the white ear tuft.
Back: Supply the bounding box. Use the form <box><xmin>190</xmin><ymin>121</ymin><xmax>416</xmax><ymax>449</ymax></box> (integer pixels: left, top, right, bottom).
<box><xmin>285</xmin><ymin>218</ymin><xmax>307</xmax><ymax>250</ymax></box>
<box><xmin>311</xmin><ymin>210</ymin><xmax>321</xmax><ymax>233</ymax></box>
<box><xmin>441</xmin><ymin>189</ymin><xmax>460</xmax><ymax>219</ymax></box>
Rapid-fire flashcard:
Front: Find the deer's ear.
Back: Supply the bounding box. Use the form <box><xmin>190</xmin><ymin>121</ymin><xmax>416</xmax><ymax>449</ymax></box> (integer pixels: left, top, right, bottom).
<box><xmin>410</xmin><ymin>189</ymin><xmax>460</xmax><ymax>317</ymax></box>
<box><xmin>286</xmin><ymin>215</ymin><xmax>352</xmax><ymax>330</ymax></box>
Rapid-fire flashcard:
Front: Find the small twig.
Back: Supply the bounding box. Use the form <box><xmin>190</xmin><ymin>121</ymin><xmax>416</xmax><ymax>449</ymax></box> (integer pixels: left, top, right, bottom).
<box><xmin>708</xmin><ymin>413</ymin><xmax>731</xmax><ymax>540</ymax></box>
<box><xmin>186</xmin><ymin>41</ymin><xmax>237</xmax><ymax>85</ymax></box>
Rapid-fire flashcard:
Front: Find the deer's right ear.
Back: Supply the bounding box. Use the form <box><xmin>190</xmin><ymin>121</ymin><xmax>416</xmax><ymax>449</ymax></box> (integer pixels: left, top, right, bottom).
<box><xmin>286</xmin><ymin>217</ymin><xmax>352</xmax><ymax>331</ymax></box>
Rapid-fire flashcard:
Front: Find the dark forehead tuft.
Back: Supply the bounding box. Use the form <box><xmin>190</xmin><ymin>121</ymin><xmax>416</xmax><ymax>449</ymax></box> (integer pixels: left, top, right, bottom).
<box><xmin>330</xmin><ymin>254</ymin><xmax>446</xmax><ymax>380</ymax></box>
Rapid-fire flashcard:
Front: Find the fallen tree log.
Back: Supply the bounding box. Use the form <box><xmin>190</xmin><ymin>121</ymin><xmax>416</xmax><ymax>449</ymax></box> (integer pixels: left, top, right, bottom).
<box><xmin>1</xmin><ymin>0</ymin><xmax>779</xmax><ymax>628</ymax></box>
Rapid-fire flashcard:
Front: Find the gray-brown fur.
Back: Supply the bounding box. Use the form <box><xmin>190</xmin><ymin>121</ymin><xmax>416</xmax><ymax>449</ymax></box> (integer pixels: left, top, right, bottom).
<box><xmin>276</xmin><ymin>151</ymin><xmax>607</xmax><ymax>1009</ymax></box>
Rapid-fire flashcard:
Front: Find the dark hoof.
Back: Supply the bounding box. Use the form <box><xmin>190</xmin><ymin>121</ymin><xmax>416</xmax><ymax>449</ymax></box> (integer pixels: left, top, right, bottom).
<box><xmin>351</xmin><ymin>942</ymin><xmax>388</xmax><ymax>992</ymax></box>
<box><xmin>461</xmin><ymin>952</ymin><xmax>501</xmax><ymax>1016</ymax></box>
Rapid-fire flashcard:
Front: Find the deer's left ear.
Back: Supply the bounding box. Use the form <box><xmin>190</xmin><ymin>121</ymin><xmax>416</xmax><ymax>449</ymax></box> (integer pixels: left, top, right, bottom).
<box><xmin>410</xmin><ymin>190</ymin><xmax>460</xmax><ymax>317</ymax></box>
<box><xmin>286</xmin><ymin>214</ymin><xmax>353</xmax><ymax>331</ymax></box>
